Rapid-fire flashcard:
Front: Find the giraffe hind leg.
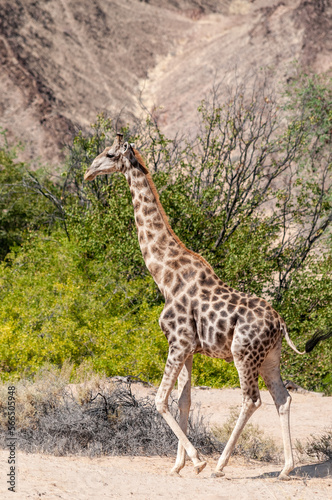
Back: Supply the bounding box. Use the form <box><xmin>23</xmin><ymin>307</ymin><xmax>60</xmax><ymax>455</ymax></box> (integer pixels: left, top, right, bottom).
<box><xmin>259</xmin><ymin>346</ymin><xmax>294</xmax><ymax>480</ymax></box>
<box><xmin>213</xmin><ymin>355</ymin><xmax>262</xmax><ymax>477</ymax></box>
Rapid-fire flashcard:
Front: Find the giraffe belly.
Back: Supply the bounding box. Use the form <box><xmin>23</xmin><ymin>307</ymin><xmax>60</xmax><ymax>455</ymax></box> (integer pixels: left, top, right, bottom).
<box><xmin>195</xmin><ymin>345</ymin><xmax>234</xmax><ymax>362</ymax></box>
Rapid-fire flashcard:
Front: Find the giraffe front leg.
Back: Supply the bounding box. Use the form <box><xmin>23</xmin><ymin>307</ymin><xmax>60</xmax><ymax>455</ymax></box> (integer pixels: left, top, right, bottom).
<box><xmin>156</xmin><ymin>352</ymin><xmax>206</xmax><ymax>475</ymax></box>
<box><xmin>171</xmin><ymin>355</ymin><xmax>193</xmax><ymax>474</ymax></box>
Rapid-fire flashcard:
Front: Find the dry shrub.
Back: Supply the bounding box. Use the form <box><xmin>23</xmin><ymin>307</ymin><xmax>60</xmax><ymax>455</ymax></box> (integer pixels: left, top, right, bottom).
<box><xmin>0</xmin><ymin>362</ymin><xmax>73</xmax><ymax>434</ymax></box>
<box><xmin>303</xmin><ymin>430</ymin><xmax>332</xmax><ymax>461</ymax></box>
<box><xmin>69</xmin><ymin>360</ymin><xmax>113</xmax><ymax>405</ymax></box>
<box><xmin>0</xmin><ymin>367</ymin><xmax>222</xmax><ymax>457</ymax></box>
<box><xmin>212</xmin><ymin>407</ymin><xmax>280</xmax><ymax>462</ymax></box>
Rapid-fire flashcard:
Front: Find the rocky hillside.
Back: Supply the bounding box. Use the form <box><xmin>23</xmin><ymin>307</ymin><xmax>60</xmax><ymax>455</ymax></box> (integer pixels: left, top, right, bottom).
<box><xmin>0</xmin><ymin>0</ymin><xmax>331</xmax><ymax>163</ymax></box>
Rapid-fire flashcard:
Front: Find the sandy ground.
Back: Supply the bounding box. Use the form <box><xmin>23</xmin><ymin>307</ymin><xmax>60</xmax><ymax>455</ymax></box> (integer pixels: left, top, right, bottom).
<box><xmin>1</xmin><ymin>386</ymin><xmax>331</xmax><ymax>499</ymax></box>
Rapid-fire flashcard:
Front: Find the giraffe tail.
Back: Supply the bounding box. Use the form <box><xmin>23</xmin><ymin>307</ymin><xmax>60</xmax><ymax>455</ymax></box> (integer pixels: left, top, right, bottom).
<box><xmin>281</xmin><ymin>323</ymin><xmax>332</xmax><ymax>354</ymax></box>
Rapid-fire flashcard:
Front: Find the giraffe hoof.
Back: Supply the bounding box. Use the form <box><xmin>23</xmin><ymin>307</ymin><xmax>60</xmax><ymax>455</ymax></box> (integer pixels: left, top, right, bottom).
<box><xmin>211</xmin><ymin>471</ymin><xmax>225</xmax><ymax>478</ymax></box>
<box><xmin>278</xmin><ymin>473</ymin><xmax>291</xmax><ymax>481</ymax></box>
<box><xmin>170</xmin><ymin>466</ymin><xmax>181</xmax><ymax>475</ymax></box>
<box><xmin>194</xmin><ymin>461</ymin><xmax>207</xmax><ymax>475</ymax></box>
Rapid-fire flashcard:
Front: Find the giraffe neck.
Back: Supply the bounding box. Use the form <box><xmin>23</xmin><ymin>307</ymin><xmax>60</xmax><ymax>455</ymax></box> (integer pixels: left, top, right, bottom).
<box><xmin>125</xmin><ymin>167</ymin><xmax>178</xmax><ymax>283</ymax></box>
<box><xmin>125</xmin><ymin>167</ymin><xmax>201</xmax><ymax>296</ymax></box>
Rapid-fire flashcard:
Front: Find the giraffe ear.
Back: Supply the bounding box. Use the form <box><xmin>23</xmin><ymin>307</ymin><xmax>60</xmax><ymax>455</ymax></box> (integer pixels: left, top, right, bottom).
<box><xmin>122</xmin><ymin>142</ymin><xmax>129</xmax><ymax>154</ymax></box>
<box><xmin>113</xmin><ymin>133</ymin><xmax>123</xmax><ymax>148</ymax></box>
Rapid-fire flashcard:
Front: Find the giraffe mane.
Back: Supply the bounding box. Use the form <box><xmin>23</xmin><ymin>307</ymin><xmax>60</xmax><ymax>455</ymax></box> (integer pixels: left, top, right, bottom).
<box><xmin>133</xmin><ymin>149</ymin><xmax>214</xmax><ymax>272</ymax></box>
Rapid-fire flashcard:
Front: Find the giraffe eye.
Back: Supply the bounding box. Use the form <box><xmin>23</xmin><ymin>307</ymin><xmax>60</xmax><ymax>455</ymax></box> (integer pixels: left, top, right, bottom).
<box><xmin>106</xmin><ymin>152</ymin><xmax>115</xmax><ymax>159</ymax></box>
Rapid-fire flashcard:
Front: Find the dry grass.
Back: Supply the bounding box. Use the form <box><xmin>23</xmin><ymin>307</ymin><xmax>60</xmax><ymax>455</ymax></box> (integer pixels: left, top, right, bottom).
<box><xmin>212</xmin><ymin>407</ymin><xmax>280</xmax><ymax>462</ymax></box>
<box><xmin>0</xmin><ymin>362</ymin><xmax>73</xmax><ymax>433</ymax></box>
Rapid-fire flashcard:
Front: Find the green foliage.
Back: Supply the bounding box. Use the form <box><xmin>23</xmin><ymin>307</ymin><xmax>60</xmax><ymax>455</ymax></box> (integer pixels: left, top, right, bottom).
<box><xmin>278</xmin><ymin>255</ymin><xmax>332</xmax><ymax>392</ymax></box>
<box><xmin>284</xmin><ymin>72</ymin><xmax>332</xmax><ymax>147</ymax></box>
<box><xmin>0</xmin><ymin>234</ymin><xmax>165</xmax><ymax>381</ymax></box>
<box><xmin>67</xmin><ymin>175</ymin><xmax>147</xmax><ymax>278</ymax></box>
<box><xmin>191</xmin><ymin>356</ymin><xmax>239</xmax><ymax>388</ymax></box>
<box><xmin>0</xmin><ymin>129</ymin><xmax>67</xmax><ymax>259</ymax></box>
<box><xmin>0</xmin><ymin>133</ymin><xmax>39</xmax><ymax>259</ymax></box>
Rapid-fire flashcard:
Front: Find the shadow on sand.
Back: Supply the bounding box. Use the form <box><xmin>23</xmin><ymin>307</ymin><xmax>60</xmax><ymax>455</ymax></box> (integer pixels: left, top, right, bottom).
<box><xmin>252</xmin><ymin>460</ymin><xmax>332</xmax><ymax>480</ymax></box>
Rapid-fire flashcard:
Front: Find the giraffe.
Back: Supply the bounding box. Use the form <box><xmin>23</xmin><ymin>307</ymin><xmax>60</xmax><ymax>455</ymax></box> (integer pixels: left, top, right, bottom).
<box><xmin>84</xmin><ymin>133</ymin><xmax>332</xmax><ymax>479</ymax></box>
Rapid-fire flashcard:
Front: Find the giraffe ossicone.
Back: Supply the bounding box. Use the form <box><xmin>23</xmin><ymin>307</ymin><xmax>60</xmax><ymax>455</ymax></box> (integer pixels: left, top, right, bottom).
<box><xmin>84</xmin><ymin>134</ymin><xmax>332</xmax><ymax>479</ymax></box>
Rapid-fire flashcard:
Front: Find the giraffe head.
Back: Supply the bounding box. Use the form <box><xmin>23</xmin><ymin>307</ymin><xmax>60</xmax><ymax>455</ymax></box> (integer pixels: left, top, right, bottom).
<box><xmin>84</xmin><ymin>133</ymin><xmax>148</xmax><ymax>181</ymax></box>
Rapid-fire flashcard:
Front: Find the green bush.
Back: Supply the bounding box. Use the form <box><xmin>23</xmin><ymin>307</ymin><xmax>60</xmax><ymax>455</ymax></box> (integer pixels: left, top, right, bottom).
<box><xmin>0</xmin><ymin>234</ymin><xmax>164</xmax><ymax>381</ymax></box>
<box><xmin>0</xmin><ymin>129</ymin><xmax>66</xmax><ymax>259</ymax></box>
